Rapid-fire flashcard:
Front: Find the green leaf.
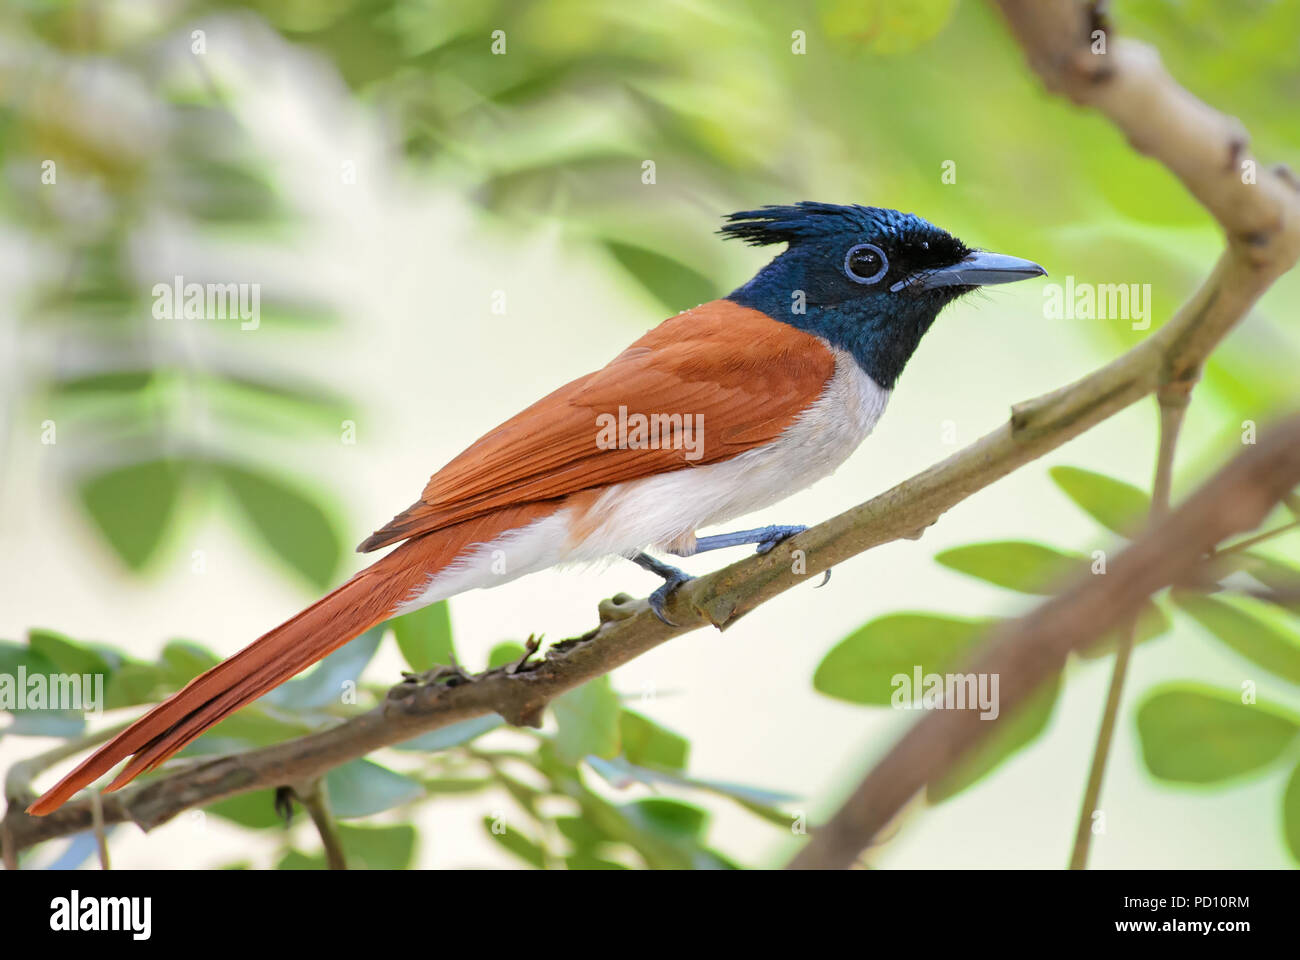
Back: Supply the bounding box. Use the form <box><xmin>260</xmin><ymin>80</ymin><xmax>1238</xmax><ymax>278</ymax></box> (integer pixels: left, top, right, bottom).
<box><xmin>336</xmin><ymin>823</ymin><xmax>417</xmax><ymax>870</ymax></box>
<box><xmin>389</xmin><ymin>601</ymin><xmax>454</xmax><ymax>672</ymax></box>
<box><xmin>1284</xmin><ymin>763</ymin><xmax>1300</xmax><ymax>865</ymax></box>
<box><xmin>275</xmin><ymin>850</ymin><xmax>324</xmax><ymax>870</ymax></box>
<box><xmin>78</xmin><ymin>459</ymin><xmax>185</xmax><ymax>570</ymax></box>
<box><xmin>487</xmin><ymin>641</ymin><xmax>526</xmax><ymax>669</ymax></box>
<box><xmin>206</xmin><ymin>789</ymin><xmax>288</xmax><ymax>829</ymax></box>
<box><xmin>1049</xmin><ymin>466</ymin><xmax>1151</xmax><ymax>538</ymax></box>
<box><xmin>814</xmin><ymin>613</ymin><xmax>994</xmax><ymax>705</ymax></box>
<box><xmin>565</xmin><ymin>852</ymin><xmax>629</xmax><ymax>870</ymax></box>
<box><xmin>160</xmin><ymin>640</ymin><xmax>219</xmax><ymax>688</ymax></box>
<box><xmin>934</xmin><ymin>541</ymin><xmax>1084</xmax><ymax>595</ymax></box>
<box><xmin>268</xmin><ymin>624</ymin><xmax>383</xmax><ymax>710</ymax></box>
<box><xmin>192</xmin><ymin>705</ymin><xmax>311</xmax><ymax>752</ymax></box>
<box><xmin>393</xmin><ymin>715</ymin><xmax>503</xmax><ymax>752</ymax></box>
<box><xmin>217</xmin><ymin>463</ymin><xmax>341</xmax><ymax>590</ymax></box>
<box><xmin>1173</xmin><ymin>592</ymin><xmax>1300</xmax><ymax>684</ymax></box>
<box><xmin>1241</xmin><ymin>552</ymin><xmax>1300</xmax><ymax>612</ymax></box>
<box><xmin>325</xmin><ymin>759</ymin><xmax>423</xmax><ymax>818</ymax></box>
<box><xmin>26</xmin><ymin>629</ymin><xmax>111</xmax><ymax>678</ymax></box>
<box><xmin>605</xmin><ymin>241</ymin><xmax>715</xmax><ymax>314</ymax></box>
<box><xmin>1136</xmin><ymin>684</ymin><xmax>1300</xmax><ymax>784</ymax></box>
<box><xmin>928</xmin><ymin>673</ymin><xmax>1061</xmax><ymax>803</ymax></box>
<box><xmin>552</xmin><ymin>675</ymin><xmax>622</xmax><ymax>763</ymax></box>
<box><xmin>103</xmin><ymin>662</ymin><xmax>166</xmax><ymax>709</ymax></box>
<box><xmin>622</xmin><ymin>797</ymin><xmax>707</xmax><ymax>843</ymax></box>
<box><xmin>619</xmin><ymin>710</ymin><xmax>689</xmax><ymax>771</ymax></box>
<box><xmin>483</xmin><ymin>817</ymin><xmax>547</xmax><ymax>868</ymax></box>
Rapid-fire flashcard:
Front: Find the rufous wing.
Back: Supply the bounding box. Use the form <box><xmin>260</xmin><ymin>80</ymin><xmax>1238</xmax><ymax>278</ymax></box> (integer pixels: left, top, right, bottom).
<box><xmin>359</xmin><ymin>301</ymin><xmax>836</xmax><ymax>551</ymax></box>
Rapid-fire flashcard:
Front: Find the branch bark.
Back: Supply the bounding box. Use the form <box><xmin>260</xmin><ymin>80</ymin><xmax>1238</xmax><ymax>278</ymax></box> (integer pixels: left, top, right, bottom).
<box><xmin>788</xmin><ymin>412</ymin><xmax>1300</xmax><ymax>869</ymax></box>
<box><xmin>783</xmin><ymin>0</ymin><xmax>1300</xmax><ymax>871</ymax></box>
<box><xmin>4</xmin><ymin>0</ymin><xmax>1299</xmax><ymax>861</ymax></box>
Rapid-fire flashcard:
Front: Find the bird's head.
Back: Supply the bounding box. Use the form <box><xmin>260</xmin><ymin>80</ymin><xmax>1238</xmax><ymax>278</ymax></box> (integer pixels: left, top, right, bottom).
<box><xmin>722</xmin><ymin>202</ymin><xmax>1044</xmax><ymax>389</ymax></box>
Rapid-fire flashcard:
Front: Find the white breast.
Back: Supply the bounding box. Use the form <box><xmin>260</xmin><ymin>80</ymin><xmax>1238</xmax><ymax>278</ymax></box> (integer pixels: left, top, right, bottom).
<box><xmin>398</xmin><ymin>348</ymin><xmax>888</xmax><ymax>610</ymax></box>
<box><xmin>571</xmin><ymin>347</ymin><xmax>889</xmax><ymax>559</ymax></box>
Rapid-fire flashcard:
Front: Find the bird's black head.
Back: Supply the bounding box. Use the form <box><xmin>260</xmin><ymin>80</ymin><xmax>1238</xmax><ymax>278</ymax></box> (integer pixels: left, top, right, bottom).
<box><xmin>722</xmin><ymin>202</ymin><xmax>1044</xmax><ymax>389</ymax></box>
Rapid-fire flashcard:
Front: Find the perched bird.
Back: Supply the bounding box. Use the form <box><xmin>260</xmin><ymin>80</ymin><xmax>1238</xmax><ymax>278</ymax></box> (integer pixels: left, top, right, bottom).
<box><xmin>28</xmin><ymin>202</ymin><xmax>1044</xmax><ymax>815</ymax></box>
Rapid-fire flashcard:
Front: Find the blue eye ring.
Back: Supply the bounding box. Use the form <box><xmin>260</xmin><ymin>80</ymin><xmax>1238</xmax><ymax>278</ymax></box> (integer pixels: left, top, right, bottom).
<box><xmin>844</xmin><ymin>243</ymin><xmax>889</xmax><ymax>285</ymax></box>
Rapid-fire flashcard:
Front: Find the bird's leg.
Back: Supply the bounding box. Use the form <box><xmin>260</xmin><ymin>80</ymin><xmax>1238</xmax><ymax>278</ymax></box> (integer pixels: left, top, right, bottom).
<box><xmin>685</xmin><ymin>524</ymin><xmax>808</xmax><ymax>556</ymax></box>
<box><xmin>673</xmin><ymin>524</ymin><xmax>832</xmax><ymax>587</ymax></box>
<box><xmin>630</xmin><ymin>552</ymin><xmax>694</xmax><ymax>627</ymax></box>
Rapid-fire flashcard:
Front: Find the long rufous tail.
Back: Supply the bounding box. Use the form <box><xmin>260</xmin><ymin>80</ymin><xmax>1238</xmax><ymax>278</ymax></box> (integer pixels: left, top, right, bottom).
<box><xmin>26</xmin><ymin>504</ymin><xmax>556</xmax><ymax>816</ymax></box>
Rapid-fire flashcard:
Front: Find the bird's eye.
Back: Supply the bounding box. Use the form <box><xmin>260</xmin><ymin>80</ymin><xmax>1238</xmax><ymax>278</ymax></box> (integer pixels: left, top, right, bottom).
<box><xmin>844</xmin><ymin>243</ymin><xmax>889</xmax><ymax>284</ymax></box>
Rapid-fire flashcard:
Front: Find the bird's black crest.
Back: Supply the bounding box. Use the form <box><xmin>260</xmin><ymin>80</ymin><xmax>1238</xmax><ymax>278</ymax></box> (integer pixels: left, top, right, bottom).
<box><xmin>719</xmin><ymin>202</ymin><xmax>899</xmax><ymax>247</ymax></box>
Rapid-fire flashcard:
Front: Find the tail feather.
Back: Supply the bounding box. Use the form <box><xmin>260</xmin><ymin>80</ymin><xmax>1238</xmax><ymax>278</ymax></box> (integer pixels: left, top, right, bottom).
<box><xmin>26</xmin><ymin>503</ymin><xmax>558</xmax><ymax>816</ymax></box>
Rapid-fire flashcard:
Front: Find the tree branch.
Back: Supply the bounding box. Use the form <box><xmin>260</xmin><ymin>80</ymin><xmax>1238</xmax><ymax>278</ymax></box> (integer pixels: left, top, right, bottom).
<box><xmin>789</xmin><ymin>411</ymin><xmax>1300</xmax><ymax>869</ymax></box>
<box><xmin>783</xmin><ymin>0</ymin><xmax>1300</xmax><ymax>871</ymax></box>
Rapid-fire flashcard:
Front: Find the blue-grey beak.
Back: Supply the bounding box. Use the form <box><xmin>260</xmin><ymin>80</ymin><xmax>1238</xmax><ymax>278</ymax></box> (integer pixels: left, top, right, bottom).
<box><xmin>912</xmin><ymin>251</ymin><xmax>1047</xmax><ymax>290</ymax></box>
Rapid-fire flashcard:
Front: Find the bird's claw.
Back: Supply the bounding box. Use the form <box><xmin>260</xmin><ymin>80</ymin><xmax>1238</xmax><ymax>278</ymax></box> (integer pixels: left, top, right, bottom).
<box><xmin>814</xmin><ymin>568</ymin><xmax>832</xmax><ymax>588</ymax></box>
<box><xmin>647</xmin><ymin>574</ymin><xmax>694</xmax><ymax>627</ymax></box>
<box><xmin>755</xmin><ymin>524</ymin><xmax>808</xmax><ymax>555</ymax></box>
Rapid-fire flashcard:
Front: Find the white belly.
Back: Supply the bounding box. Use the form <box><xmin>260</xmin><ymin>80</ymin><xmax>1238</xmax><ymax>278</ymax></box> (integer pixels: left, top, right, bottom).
<box><xmin>398</xmin><ymin>348</ymin><xmax>887</xmax><ymax>610</ymax></box>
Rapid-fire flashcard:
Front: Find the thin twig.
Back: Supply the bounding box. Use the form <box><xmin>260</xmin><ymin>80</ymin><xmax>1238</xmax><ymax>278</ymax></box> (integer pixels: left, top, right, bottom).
<box><xmin>294</xmin><ymin>780</ymin><xmax>347</xmax><ymax>871</ymax></box>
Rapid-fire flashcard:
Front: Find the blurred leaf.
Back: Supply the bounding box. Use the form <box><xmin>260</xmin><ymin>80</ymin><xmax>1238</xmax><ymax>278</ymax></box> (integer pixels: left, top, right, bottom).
<box><xmin>553</xmin><ymin>676</ymin><xmax>621</xmax><ymax>763</ymax></box>
<box><xmin>393</xmin><ymin>714</ymin><xmax>503</xmax><ymax>752</ymax></box>
<box><xmin>605</xmin><ymin>241</ymin><xmax>715</xmax><ymax>314</ymax></box>
<box><xmin>487</xmin><ymin>642</ymin><xmax>527</xmax><ymax>668</ymax></box>
<box><xmin>565</xmin><ymin>852</ymin><xmax>629</xmax><ymax>870</ymax></box>
<box><xmin>1049</xmin><ymin>466</ymin><xmax>1151</xmax><ymax>538</ymax></box>
<box><xmin>78</xmin><ymin>458</ymin><xmax>186</xmax><ymax>570</ymax></box>
<box><xmin>27</xmin><ymin>628</ymin><xmax>110</xmax><ymax>677</ymax></box>
<box><xmin>0</xmin><ymin>640</ymin><xmax>57</xmax><ymax>678</ymax></box>
<box><xmin>819</xmin><ymin>0</ymin><xmax>960</xmax><ymax>55</ymax></box>
<box><xmin>206</xmin><ymin>789</ymin><xmax>288</xmax><ymax>829</ymax></box>
<box><xmin>483</xmin><ymin>817</ymin><xmax>546</xmax><ymax>868</ymax></box>
<box><xmin>1136</xmin><ymin>684</ymin><xmax>1300</xmax><ymax>784</ymax></box>
<box><xmin>217</xmin><ymin>463</ymin><xmax>342</xmax><ymax>590</ymax></box>
<box><xmin>389</xmin><ymin>601</ymin><xmax>454</xmax><ymax>672</ymax></box>
<box><xmin>6</xmin><ymin>710</ymin><xmax>86</xmax><ymax>737</ymax></box>
<box><xmin>1241</xmin><ymin>552</ymin><xmax>1300</xmax><ymax>612</ymax></box>
<box><xmin>160</xmin><ymin>639</ymin><xmax>219</xmax><ymax>688</ymax></box>
<box><xmin>928</xmin><ymin>672</ymin><xmax>1061</xmax><ymax>803</ymax></box>
<box><xmin>275</xmin><ymin>850</ymin><xmax>323</xmax><ymax>870</ymax></box>
<box><xmin>103</xmin><ymin>662</ymin><xmax>166</xmax><ymax>709</ymax></box>
<box><xmin>619</xmin><ymin>709</ymin><xmax>688</xmax><ymax>771</ymax></box>
<box><xmin>325</xmin><ymin>758</ymin><xmax>423</xmax><ymax>817</ymax></box>
<box><xmin>1172</xmin><ymin>592</ymin><xmax>1300</xmax><ymax>684</ymax></box>
<box><xmin>934</xmin><ymin>541</ymin><xmax>1084</xmax><ymax>594</ymax></box>
<box><xmin>622</xmin><ymin>797</ymin><xmax>707</xmax><ymax>843</ymax></box>
<box><xmin>1284</xmin><ymin>762</ymin><xmax>1300</xmax><ymax>865</ymax></box>
<box><xmin>335</xmin><ymin>823</ymin><xmax>417</xmax><ymax>869</ymax></box>
<box><xmin>268</xmin><ymin>624</ymin><xmax>383</xmax><ymax>710</ymax></box>
<box><xmin>196</xmin><ymin>705</ymin><xmax>311</xmax><ymax>751</ymax></box>
<box><xmin>814</xmin><ymin>613</ymin><xmax>994</xmax><ymax>705</ymax></box>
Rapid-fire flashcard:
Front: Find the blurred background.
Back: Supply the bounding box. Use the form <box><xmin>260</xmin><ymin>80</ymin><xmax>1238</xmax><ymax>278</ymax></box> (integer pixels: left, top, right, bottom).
<box><xmin>2</xmin><ymin>0</ymin><xmax>1299</xmax><ymax>869</ymax></box>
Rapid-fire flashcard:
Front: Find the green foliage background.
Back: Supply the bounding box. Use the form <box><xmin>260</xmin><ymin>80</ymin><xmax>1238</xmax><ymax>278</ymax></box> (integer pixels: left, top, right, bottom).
<box><xmin>1</xmin><ymin>0</ymin><xmax>1298</xmax><ymax>868</ymax></box>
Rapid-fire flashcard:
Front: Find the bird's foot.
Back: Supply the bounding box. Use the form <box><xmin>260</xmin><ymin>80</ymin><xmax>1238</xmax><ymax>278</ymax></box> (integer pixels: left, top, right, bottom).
<box><xmin>754</xmin><ymin>524</ymin><xmax>808</xmax><ymax>554</ymax></box>
<box><xmin>631</xmin><ymin>552</ymin><xmax>695</xmax><ymax>627</ymax></box>
<box><xmin>647</xmin><ymin>571</ymin><xmax>694</xmax><ymax>627</ymax></box>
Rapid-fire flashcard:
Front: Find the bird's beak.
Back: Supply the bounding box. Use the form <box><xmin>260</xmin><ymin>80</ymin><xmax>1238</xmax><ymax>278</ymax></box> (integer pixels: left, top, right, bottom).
<box><xmin>913</xmin><ymin>251</ymin><xmax>1047</xmax><ymax>290</ymax></box>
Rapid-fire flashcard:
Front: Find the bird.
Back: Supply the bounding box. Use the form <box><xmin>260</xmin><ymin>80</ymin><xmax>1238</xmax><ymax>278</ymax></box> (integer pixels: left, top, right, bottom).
<box><xmin>27</xmin><ymin>202</ymin><xmax>1044</xmax><ymax>816</ymax></box>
